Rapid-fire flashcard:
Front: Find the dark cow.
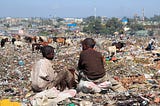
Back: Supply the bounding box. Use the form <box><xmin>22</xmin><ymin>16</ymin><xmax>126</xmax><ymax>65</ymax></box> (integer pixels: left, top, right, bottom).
<box><xmin>1</xmin><ymin>38</ymin><xmax>8</xmax><ymax>47</ymax></box>
<box><xmin>11</xmin><ymin>38</ymin><xmax>16</xmax><ymax>44</ymax></box>
<box><xmin>32</xmin><ymin>42</ymin><xmax>50</xmax><ymax>53</ymax></box>
<box><xmin>112</xmin><ymin>42</ymin><xmax>126</xmax><ymax>50</ymax></box>
<box><xmin>24</xmin><ymin>36</ymin><xmax>37</xmax><ymax>43</ymax></box>
<box><xmin>32</xmin><ymin>43</ymin><xmax>43</xmax><ymax>53</ymax></box>
<box><xmin>24</xmin><ymin>36</ymin><xmax>32</xmax><ymax>43</ymax></box>
<box><xmin>32</xmin><ymin>37</ymin><xmax>53</xmax><ymax>53</ymax></box>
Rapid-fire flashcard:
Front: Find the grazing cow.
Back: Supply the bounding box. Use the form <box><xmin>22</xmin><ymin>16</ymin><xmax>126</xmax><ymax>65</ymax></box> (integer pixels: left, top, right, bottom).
<box><xmin>32</xmin><ymin>36</ymin><xmax>37</xmax><ymax>43</ymax></box>
<box><xmin>106</xmin><ymin>42</ymin><xmax>126</xmax><ymax>56</ymax></box>
<box><xmin>24</xmin><ymin>36</ymin><xmax>33</xmax><ymax>43</ymax></box>
<box><xmin>112</xmin><ymin>42</ymin><xmax>126</xmax><ymax>50</ymax></box>
<box><xmin>32</xmin><ymin>41</ymin><xmax>51</xmax><ymax>52</ymax></box>
<box><xmin>24</xmin><ymin>36</ymin><xmax>37</xmax><ymax>43</ymax></box>
<box><xmin>32</xmin><ymin>43</ymin><xmax>43</xmax><ymax>53</ymax></box>
<box><xmin>107</xmin><ymin>46</ymin><xmax>117</xmax><ymax>56</ymax></box>
<box><xmin>1</xmin><ymin>39</ymin><xmax>6</xmax><ymax>47</ymax></box>
<box><xmin>38</xmin><ymin>36</ymin><xmax>48</xmax><ymax>42</ymax></box>
<box><xmin>13</xmin><ymin>34</ymin><xmax>21</xmax><ymax>41</ymax></box>
<box><xmin>32</xmin><ymin>37</ymin><xmax>54</xmax><ymax>53</ymax></box>
<box><xmin>1</xmin><ymin>38</ymin><xmax>8</xmax><ymax>47</ymax></box>
<box><xmin>52</xmin><ymin>37</ymin><xmax>66</xmax><ymax>45</ymax></box>
<box><xmin>11</xmin><ymin>38</ymin><xmax>16</xmax><ymax>44</ymax></box>
<box><xmin>65</xmin><ymin>38</ymin><xmax>73</xmax><ymax>46</ymax></box>
<box><xmin>14</xmin><ymin>41</ymin><xmax>25</xmax><ymax>47</ymax></box>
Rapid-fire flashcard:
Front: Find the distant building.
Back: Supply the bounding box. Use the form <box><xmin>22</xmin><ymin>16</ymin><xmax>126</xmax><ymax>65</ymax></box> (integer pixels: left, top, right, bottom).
<box><xmin>64</xmin><ymin>18</ymin><xmax>83</xmax><ymax>23</ymax></box>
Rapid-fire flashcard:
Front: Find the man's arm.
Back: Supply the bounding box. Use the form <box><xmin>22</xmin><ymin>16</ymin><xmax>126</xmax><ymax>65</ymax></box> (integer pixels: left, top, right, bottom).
<box><xmin>78</xmin><ymin>54</ymin><xmax>83</xmax><ymax>70</ymax></box>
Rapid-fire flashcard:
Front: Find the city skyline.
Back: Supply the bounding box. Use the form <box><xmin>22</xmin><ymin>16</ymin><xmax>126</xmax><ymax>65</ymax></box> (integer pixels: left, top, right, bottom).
<box><xmin>0</xmin><ymin>0</ymin><xmax>160</xmax><ymax>18</ymax></box>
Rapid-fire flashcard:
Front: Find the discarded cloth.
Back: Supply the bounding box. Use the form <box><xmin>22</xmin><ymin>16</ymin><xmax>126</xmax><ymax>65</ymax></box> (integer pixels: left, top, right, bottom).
<box><xmin>31</xmin><ymin>87</ymin><xmax>76</xmax><ymax>106</ymax></box>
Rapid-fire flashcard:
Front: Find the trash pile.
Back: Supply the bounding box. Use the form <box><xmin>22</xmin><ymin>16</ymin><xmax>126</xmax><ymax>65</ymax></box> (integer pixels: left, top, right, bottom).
<box><xmin>0</xmin><ymin>35</ymin><xmax>160</xmax><ymax>106</ymax></box>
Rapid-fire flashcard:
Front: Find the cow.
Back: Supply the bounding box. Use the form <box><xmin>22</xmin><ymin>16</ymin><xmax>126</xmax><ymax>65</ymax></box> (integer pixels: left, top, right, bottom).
<box><xmin>11</xmin><ymin>38</ymin><xmax>16</xmax><ymax>44</ymax></box>
<box><xmin>24</xmin><ymin>36</ymin><xmax>33</xmax><ymax>43</ymax></box>
<box><xmin>32</xmin><ymin>41</ymin><xmax>52</xmax><ymax>53</ymax></box>
<box><xmin>52</xmin><ymin>37</ymin><xmax>66</xmax><ymax>45</ymax></box>
<box><xmin>65</xmin><ymin>38</ymin><xmax>73</xmax><ymax>46</ymax></box>
<box><xmin>1</xmin><ymin>39</ymin><xmax>6</xmax><ymax>47</ymax></box>
<box><xmin>1</xmin><ymin>38</ymin><xmax>8</xmax><ymax>47</ymax></box>
<box><xmin>24</xmin><ymin>36</ymin><xmax>38</xmax><ymax>43</ymax></box>
<box><xmin>38</xmin><ymin>36</ymin><xmax>48</xmax><ymax>42</ymax></box>
<box><xmin>32</xmin><ymin>43</ymin><xmax>43</xmax><ymax>53</ymax></box>
<box><xmin>14</xmin><ymin>41</ymin><xmax>25</xmax><ymax>47</ymax></box>
<box><xmin>106</xmin><ymin>42</ymin><xmax>126</xmax><ymax>56</ymax></box>
<box><xmin>31</xmin><ymin>36</ymin><xmax>53</xmax><ymax>53</ymax></box>
<box><xmin>107</xmin><ymin>46</ymin><xmax>117</xmax><ymax>56</ymax></box>
<box><xmin>112</xmin><ymin>42</ymin><xmax>126</xmax><ymax>51</ymax></box>
<box><xmin>12</xmin><ymin>34</ymin><xmax>21</xmax><ymax>41</ymax></box>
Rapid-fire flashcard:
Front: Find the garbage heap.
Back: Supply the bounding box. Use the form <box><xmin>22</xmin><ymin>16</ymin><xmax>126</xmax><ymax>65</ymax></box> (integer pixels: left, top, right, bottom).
<box><xmin>0</xmin><ymin>35</ymin><xmax>160</xmax><ymax>106</ymax></box>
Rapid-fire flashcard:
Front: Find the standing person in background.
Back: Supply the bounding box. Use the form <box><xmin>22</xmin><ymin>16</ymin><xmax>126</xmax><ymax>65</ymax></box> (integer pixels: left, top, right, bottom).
<box><xmin>77</xmin><ymin>38</ymin><xmax>126</xmax><ymax>92</ymax></box>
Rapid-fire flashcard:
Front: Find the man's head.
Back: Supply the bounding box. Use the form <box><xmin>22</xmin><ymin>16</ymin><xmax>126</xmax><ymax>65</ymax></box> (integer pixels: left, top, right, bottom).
<box><xmin>81</xmin><ymin>38</ymin><xmax>96</xmax><ymax>50</ymax></box>
<box><xmin>41</xmin><ymin>45</ymin><xmax>54</xmax><ymax>60</ymax></box>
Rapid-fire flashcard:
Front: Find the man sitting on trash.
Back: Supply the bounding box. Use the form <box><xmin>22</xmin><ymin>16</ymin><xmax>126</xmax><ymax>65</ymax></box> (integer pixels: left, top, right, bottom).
<box><xmin>77</xmin><ymin>38</ymin><xmax>126</xmax><ymax>93</ymax></box>
<box><xmin>31</xmin><ymin>45</ymin><xmax>75</xmax><ymax>92</ymax></box>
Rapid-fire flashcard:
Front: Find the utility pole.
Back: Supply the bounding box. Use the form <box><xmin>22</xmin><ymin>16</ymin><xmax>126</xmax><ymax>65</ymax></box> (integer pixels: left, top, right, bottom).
<box><xmin>94</xmin><ymin>7</ymin><xmax>96</xmax><ymax>20</ymax></box>
<box><xmin>142</xmin><ymin>8</ymin><xmax>145</xmax><ymax>23</ymax></box>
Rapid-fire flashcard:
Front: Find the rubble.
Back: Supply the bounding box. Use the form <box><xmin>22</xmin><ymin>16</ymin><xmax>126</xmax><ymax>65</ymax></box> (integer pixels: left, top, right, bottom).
<box><xmin>0</xmin><ymin>35</ymin><xmax>160</xmax><ymax>105</ymax></box>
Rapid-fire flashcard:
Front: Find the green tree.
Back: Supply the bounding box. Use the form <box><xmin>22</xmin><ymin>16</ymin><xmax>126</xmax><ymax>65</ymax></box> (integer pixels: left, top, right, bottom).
<box><xmin>105</xmin><ymin>17</ymin><xmax>123</xmax><ymax>35</ymax></box>
<box><xmin>83</xmin><ymin>18</ymin><xmax>103</xmax><ymax>34</ymax></box>
<box><xmin>129</xmin><ymin>23</ymin><xmax>144</xmax><ymax>31</ymax></box>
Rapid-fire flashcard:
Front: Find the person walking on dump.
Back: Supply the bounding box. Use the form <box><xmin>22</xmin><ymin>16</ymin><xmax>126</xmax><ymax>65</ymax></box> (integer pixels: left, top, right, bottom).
<box><xmin>31</xmin><ymin>45</ymin><xmax>74</xmax><ymax>92</ymax></box>
<box><xmin>77</xmin><ymin>38</ymin><xmax>126</xmax><ymax>92</ymax></box>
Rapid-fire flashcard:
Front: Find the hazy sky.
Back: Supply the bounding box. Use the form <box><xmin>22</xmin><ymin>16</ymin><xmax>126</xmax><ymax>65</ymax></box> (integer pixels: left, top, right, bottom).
<box><xmin>0</xmin><ymin>0</ymin><xmax>159</xmax><ymax>18</ymax></box>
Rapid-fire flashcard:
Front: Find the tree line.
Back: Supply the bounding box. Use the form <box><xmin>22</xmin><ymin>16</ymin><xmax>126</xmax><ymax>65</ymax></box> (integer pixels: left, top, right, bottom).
<box><xmin>82</xmin><ymin>15</ymin><xmax>160</xmax><ymax>36</ymax></box>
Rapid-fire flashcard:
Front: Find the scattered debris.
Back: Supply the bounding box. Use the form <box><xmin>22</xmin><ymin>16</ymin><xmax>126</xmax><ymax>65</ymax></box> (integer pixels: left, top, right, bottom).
<box><xmin>0</xmin><ymin>35</ymin><xmax>160</xmax><ymax>105</ymax></box>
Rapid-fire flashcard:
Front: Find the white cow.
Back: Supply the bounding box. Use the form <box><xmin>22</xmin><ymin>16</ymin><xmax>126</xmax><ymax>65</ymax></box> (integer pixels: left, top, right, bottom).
<box><xmin>65</xmin><ymin>38</ymin><xmax>73</xmax><ymax>46</ymax></box>
<box><xmin>14</xmin><ymin>41</ymin><xmax>25</xmax><ymax>47</ymax></box>
<box><xmin>107</xmin><ymin>46</ymin><xmax>116</xmax><ymax>56</ymax></box>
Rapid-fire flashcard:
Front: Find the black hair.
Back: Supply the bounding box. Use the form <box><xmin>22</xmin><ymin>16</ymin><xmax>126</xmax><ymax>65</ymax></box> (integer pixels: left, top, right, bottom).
<box><xmin>41</xmin><ymin>45</ymin><xmax>54</xmax><ymax>60</ymax></box>
<box><xmin>82</xmin><ymin>38</ymin><xmax>96</xmax><ymax>48</ymax></box>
